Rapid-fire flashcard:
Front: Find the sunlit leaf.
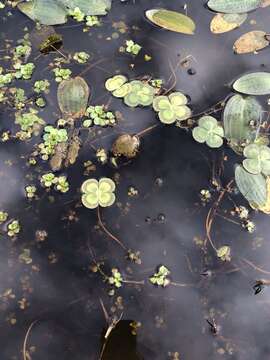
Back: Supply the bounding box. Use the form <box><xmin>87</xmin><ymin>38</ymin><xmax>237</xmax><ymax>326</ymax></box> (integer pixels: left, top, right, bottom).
<box><xmin>207</xmin><ymin>0</ymin><xmax>261</xmax><ymax>13</ymax></box>
<box><xmin>235</xmin><ymin>165</ymin><xmax>267</xmax><ymax>207</ymax></box>
<box><xmin>233</xmin><ymin>31</ymin><xmax>269</xmax><ymax>54</ymax></box>
<box><xmin>58</xmin><ymin>0</ymin><xmax>111</xmax><ymax>15</ymax></box>
<box><xmin>210</xmin><ymin>13</ymin><xmax>247</xmax><ymax>34</ymax></box>
<box><xmin>233</xmin><ymin>72</ymin><xmax>270</xmax><ymax>95</ymax></box>
<box><xmin>217</xmin><ymin>246</ymin><xmax>231</xmax><ymax>261</ymax></box>
<box><xmin>18</xmin><ymin>0</ymin><xmax>68</xmax><ymax>25</ymax></box>
<box><xmin>145</xmin><ymin>9</ymin><xmax>196</xmax><ymax>34</ymax></box>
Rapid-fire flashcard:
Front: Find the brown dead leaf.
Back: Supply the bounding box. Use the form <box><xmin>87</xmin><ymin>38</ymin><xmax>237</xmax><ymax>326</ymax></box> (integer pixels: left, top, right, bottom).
<box><xmin>65</xmin><ymin>133</ymin><xmax>81</xmax><ymax>167</ymax></box>
<box><xmin>210</xmin><ymin>13</ymin><xmax>240</xmax><ymax>34</ymax></box>
<box><xmin>50</xmin><ymin>142</ymin><xmax>68</xmax><ymax>171</ymax></box>
<box><xmin>261</xmin><ymin>0</ymin><xmax>270</xmax><ymax>7</ymax></box>
<box><xmin>112</xmin><ymin>134</ymin><xmax>140</xmax><ymax>158</ymax></box>
<box><xmin>233</xmin><ymin>31</ymin><xmax>269</xmax><ymax>54</ymax></box>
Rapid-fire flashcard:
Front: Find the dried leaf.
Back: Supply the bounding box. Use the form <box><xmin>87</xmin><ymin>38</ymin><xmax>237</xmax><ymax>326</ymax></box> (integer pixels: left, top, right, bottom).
<box><xmin>261</xmin><ymin>0</ymin><xmax>270</xmax><ymax>7</ymax></box>
<box><xmin>233</xmin><ymin>72</ymin><xmax>270</xmax><ymax>95</ymax></box>
<box><xmin>50</xmin><ymin>142</ymin><xmax>68</xmax><ymax>171</ymax></box>
<box><xmin>208</xmin><ymin>0</ymin><xmax>261</xmax><ymax>13</ymax></box>
<box><xmin>145</xmin><ymin>9</ymin><xmax>196</xmax><ymax>35</ymax></box>
<box><xmin>112</xmin><ymin>134</ymin><xmax>140</xmax><ymax>158</ymax></box>
<box><xmin>233</xmin><ymin>31</ymin><xmax>269</xmax><ymax>54</ymax></box>
<box><xmin>210</xmin><ymin>13</ymin><xmax>247</xmax><ymax>34</ymax></box>
<box><xmin>65</xmin><ymin>133</ymin><xmax>81</xmax><ymax>167</ymax></box>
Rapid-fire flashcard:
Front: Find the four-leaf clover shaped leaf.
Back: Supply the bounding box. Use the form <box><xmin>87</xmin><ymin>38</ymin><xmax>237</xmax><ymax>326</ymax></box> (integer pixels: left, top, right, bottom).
<box><xmin>153</xmin><ymin>92</ymin><xmax>191</xmax><ymax>124</ymax></box>
<box><xmin>192</xmin><ymin>116</ymin><xmax>224</xmax><ymax>148</ymax></box>
<box><xmin>81</xmin><ymin>178</ymin><xmax>116</xmax><ymax>209</ymax></box>
<box><xmin>105</xmin><ymin>75</ymin><xmax>131</xmax><ymax>98</ymax></box>
<box><xmin>124</xmin><ymin>80</ymin><xmax>155</xmax><ymax>107</ymax></box>
<box><xmin>243</xmin><ymin>143</ymin><xmax>270</xmax><ymax>175</ymax></box>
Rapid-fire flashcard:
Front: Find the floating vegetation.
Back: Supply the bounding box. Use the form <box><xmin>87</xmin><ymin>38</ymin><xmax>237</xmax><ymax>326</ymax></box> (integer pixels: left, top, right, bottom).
<box><xmin>108</xmin><ymin>268</ymin><xmax>123</xmax><ymax>288</ymax></box>
<box><xmin>112</xmin><ymin>134</ymin><xmax>140</xmax><ymax>158</ymax></box>
<box><xmin>85</xmin><ymin>105</ymin><xmax>116</xmax><ymax>126</ymax></box>
<box><xmin>149</xmin><ymin>265</ymin><xmax>171</xmax><ymax>287</ymax></box>
<box><xmin>233</xmin><ymin>72</ymin><xmax>270</xmax><ymax>95</ymax></box>
<box><xmin>125</xmin><ymin>40</ymin><xmax>142</xmax><ymax>56</ymax></box>
<box><xmin>53</xmin><ymin>68</ymin><xmax>72</xmax><ymax>83</ymax></box>
<box><xmin>243</xmin><ymin>144</ymin><xmax>270</xmax><ymax>175</ymax></box>
<box><xmin>233</xmin><ymin>31</ymin><xmax>269</xmax><ymax>54</ymax></box>
<box><xmin>7</xmin><ymin>220</ymin><xmax>20</xmax><ymax>237</ymax></box>
<box><xmin>123</xmin><ymin>80</ymin><xmax>155</xmax><ymax>107</ymax></box>
<box><xmin>145</xmin><ymin>9</ymin><xmax>196</xmax><ymax>34</ymax></box>
<box><xmin>73</xmin><ymin>51</ymin><xmax>90</xmax><ymax>63</ymax></box>
<box><xmin>210</xmin><ymin>13</ymin><xmax>247</xmax><ymax>34</ymax></box>
<box><xmin>39</xmin><ymin>33</ymin><xmax>63</xmax><ymax>54</ymax></box>
<box><xmin>207</xmin><ymin>0</ymin><xmax>261</xmax><ymax>13</ymax></box>
<box><xmin>81</xmin><ymin>178</ymin><xmax>116</xmax><ymax>209</ymax></box>
<box><xmin>216</xmin><ymin>246</ymin><xmax>231</xmax><ymax>261</ymax></box>
<box><xmin>192</xmin><ymin>116</ymin><xmax>224</xmax><ymax>148</ymax></box>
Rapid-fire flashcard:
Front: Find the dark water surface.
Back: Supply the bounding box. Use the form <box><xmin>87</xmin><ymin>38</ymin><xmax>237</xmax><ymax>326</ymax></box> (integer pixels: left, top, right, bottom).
<box><xmin>0</xmin><ymin>1</ymin><xmax>270</xmax><ymax>359</ymax></box>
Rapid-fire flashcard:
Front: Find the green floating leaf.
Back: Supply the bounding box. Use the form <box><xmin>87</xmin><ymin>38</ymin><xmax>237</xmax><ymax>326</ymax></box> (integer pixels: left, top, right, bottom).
<box><xmin>243</xmin><ymin>144</ymin><xmax>270</xmax><ymax>175</ymax></box>
<box><xmin>81</xmin><ymin>178</ymin><xmax>116</xmax><ymax>209</ymax></box>
<box><xmin>235</xmin><ymin>165</ymin><xmax>267</xmax><ymax>207</ymax></box>
<box><xmin>217</xmin><ymin>246</ymin><xmax>231</xmax><ymax>261</ymax></box>
<box><xmin>18</xmin><ymin>0</ymin><xmax>68</xmax><ymax>25</ymax></box>
<box><xmin>233</xmin><ymin>72</ymin><xmax>270</xmax><ymax>95</ymax></box>
<box><xmin>207</xmin><ymin>0</ymin><xmax>261</xmax><ymax>13</ymax></box>
<box><xmin>145</xmin><ymin>9</ymin><xmax>196</xmax><ymax>35</ymax></box>
<box><xmin>192</xmin><ymin>116</ymin><xmax>224</xmax><ymax>148</ymax></box>
<box><xmin>223</xmin><ymin>94</ymin><xmax>261</xmax><ymax>151</ymax></box>
<box><xmin>123</xmin><ymin>81</ymin><xmax>155</xmax><ymax>107</ymax></box>
<box><xmin>57</xmin><ymin>77</ymin><xmax>90</xmax><ymax>119</ymax></box>
<box><xmin>58</xmin><ymin>0</ymin><xmax>111</xmax><ymax>15</ymax></box>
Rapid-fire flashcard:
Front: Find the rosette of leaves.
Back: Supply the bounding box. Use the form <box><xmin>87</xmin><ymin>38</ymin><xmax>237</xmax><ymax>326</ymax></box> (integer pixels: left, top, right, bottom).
<box><xmin>108</xmin><ymin>268</ymin><xmax>123</xmax><ymax>288</ymax></box>
<box><xmin>217</xmin><ymin>246</ymin><xmax>231</xmax><ymax>262</ymax></box>
<box><xmin>243</xmin><ymin>144</ymin><xmax>270</xmax><ymax>175</ymax></box>
<box><xmin>81</xmin><ymin>178</ymin><xmax>116</xmax><ymax>209</ymax></box>
<box><xmin>149</xmin><ymin>265</ymin><xmax>170</xmax><ymax>287</ymax></box>
<box><xmin>105</xmin><ymin>75</ymin><xmax>131</xmax><ymax>98</ymax></box>
<box><xmin>15</xmin><ymin>109</ymin><xmax>44</xmax><ymax>134</ymax></box>
<box><xmin>192</xmin><ymin>116</ymin><xmax>224</xmax><ymax>148</ymax></box>
<box><xmin>153</xmin><ymin>92</ymin><xmax>191</xmax><ymax>124</ymax></box>
<box><xmin>123</xmin><ymin>80</ymin><xmax>155</xmax><ymax>107</ymax></box>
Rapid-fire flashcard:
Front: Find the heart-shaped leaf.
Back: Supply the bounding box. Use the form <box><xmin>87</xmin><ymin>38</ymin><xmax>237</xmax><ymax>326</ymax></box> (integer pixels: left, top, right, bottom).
<box><xmin>145</xmin><ymin>9</ymin><xmax>196</xmax><ymax>34</ymax></box>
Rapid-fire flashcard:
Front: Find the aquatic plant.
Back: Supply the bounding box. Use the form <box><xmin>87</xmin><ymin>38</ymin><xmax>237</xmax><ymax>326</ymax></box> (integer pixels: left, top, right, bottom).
<box><xmin>14</xmin><ymin>63</ymin><xmax>35</xmax><ymax>80</ymax></box>
<box><xmin>85</xmin><ymin>105</ymin><xmax>116</xmax><ymax>126</ymax></box>
<box><xmin>86</xmin><ymin>15</ymin><xmax>100</xmax><ymax>26</ymax></box>
<box><xmin>192</xmin><ymin>116</ymin><xmax>224</xmax><ymax>148</ymax></box>
<box><xmin>0</xmin><ymin>211</ymin><xmax>8</xmax><ymax>224</ymax></box>
<box><xmin>112</xmin><ymin>134</ymin><xmax>140</xmax><ymax>158</ymax></box>
<box><xmin>105</xmin><ymin>75</ymin><xmax>131</xmax><ymax>98</ymax></box>
<box><xmin>15</xmin><ymin>109</ymin><xmax>44</xmax><ymax>133</ymax></box>
<box><xmin>53</xmin><ymin>67</ymin><xmax>72</xmax><ymax>82</ymax></box>
<box><xmin>68</xmin><ymin>7</ymin><xmax>85</xmax><ymax>21</ymax></box>
<box><xmin>242</xmin><ymin>144</ymin><xmax>270</xmax><ymax>175</ymax></box>
<box><xmin>217</xmin><ymin>246</ymin><xmax>231</xmax><ymax>261</ymax></box>
<box><xmin>0</xmin><ymin>73</ymin><xmax>13</xmax><ymax>88</ymax></box>
<box><xmin>7</xmin><ymin>220</ymin><xmax>20</xmax><ymax>237</ymax></box>
<box><xmin>108</xmin><ymin>268</ymin><xmax>123</xmax><ymax>288</ymax></box>
<box><xmin>25</xmin><ymin>186</ymin><xmax>37</xmax><ymax>199</ymax></box>
<box><xmin>14</xmin><ymin>44</ymin><xmax>31</xmax><ymax>58</ymax></box>
<box><xmin>73</xmin><ymin>51</ymin><xmax>90</xmax><ymax>63</ymax></box>
<box><xmin>124</xmin><ymin>80</ymin><xmax>155</xmax><ymax>107</ymax></box>
<box><xmin>56</xmin><ymin>176</ymin><xmax>69</xmax><ymax>193</ymax></box>
<box><xmin>39</xmin><ymin>126</ymin><xmax>68</xmax><ymax>160</ymax></box>
<box><xmin>149</xmin><ymin>265</ymin><xmax>171</xmax><ymax>287</ymax></box>
<box><xmin>153</xmin><ymin>92</ymin><xmax>191</xmax><ymax>124</ymax></box>
<box><xmin>81</xmin><ymin>178</ymin><xmax>116</xmax><ymax>209</ymax></box>
<box><xmin>125</xmin><ymin>40</ymin><xmax>141</xmax><ymax>55</ymax></box>
<box><xmin>41</xmin><ymin>173</ymin><xmax>58</xmax><ymax>188</ymax></box>
<box><xmin>33</xmin><ymin>80</ymin><xmax>50</xmax><ymax>94</ymax></box>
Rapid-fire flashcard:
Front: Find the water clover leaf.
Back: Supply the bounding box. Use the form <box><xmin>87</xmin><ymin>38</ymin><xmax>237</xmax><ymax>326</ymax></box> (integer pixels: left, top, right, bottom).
<box><xmin>81</xmin><ymin>178</ymin><xmax>116</xmax><ymax>209</ymax></box>
<box><xmin>217</xmin><ymin>246</ymin><xmax>231</xmax><ymax>261</ymax></box>
<box><xmin>124</xmin><ymin>80</ymin><xmax>155</xmax><ymax>107</ymax></box>
<box><xmin>153</xmin><ymin>92</ymin><xmax>191</xmax><ymax>124</ymax></box>
<box><xmin>192</xmin><ymin>116</ymin><xmax>224</xmax><ymax>148</ymax></box>
<box><xmin>149</xmin><ymin>265</ymin><xmax>171</xmax><ymax>287</ymax></box>
<box><xmin>105</xmin><ymin>75</ymin><xmax>127</xmax><ymax>92</ymax></box>
<box><xmin>243</xmin><ymin>144</ymin><xmax>270</xmax><ymax>175</ymax></box>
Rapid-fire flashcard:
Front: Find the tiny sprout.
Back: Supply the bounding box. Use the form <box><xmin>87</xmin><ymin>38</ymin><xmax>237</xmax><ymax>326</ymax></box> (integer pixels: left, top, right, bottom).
<box><xmin>55</xmin><ymin>176</ymin><xmax>69</xmax><ymax>193</ymax></box>
<box><xmin>35</xmin><ymin>97</ymin><xmax>46</xmax><ymax>108</ymax></box>
<box><xmin>96</xmin><ymin>148</ymin><xmax>107</xmax><ymax>164</ymax></box>
<box><xmin>125</xmin><ymin>40</ymin><xmax>142</xmax><ymax>55</ymax></box>
<box><xmin>25</xmin><ymin>185</ymin><xmax>37</xmax><ymax>199</ymax></box>
<box><xmin>108</xmin><ymin>268</ymin><xmax>123</xmax><ymax>288</ymax></box>
<box><xmin>41</xmin><ymin>173</ymin><xmax>57</xmax><ymax>188</ymax></box>
<box><xmin>86</xmin><ymin>15</ymin><xmax>100</xmax><ymax>27</ymax></box>
<box><xmin>33</xmin><ymin>80</ymin><xmax>50</xmax><ymax>94</ymax></box>
<box><xmin>69</xmin><ymin>7</ymin><xmax>85</xmax><ymax>21</ymax></box>
<box><xmin>82</xmin><ymin>119</ymin><xmax>92</xmax><ymax>128</ymax></box>
<box><xmin>243</xmin><ymin>220</ymin><xmax>256</xmax><ymax>233</ymax></box>
<box><xmin>7</xmin><ymin>220</ymin><xmax>20</xmax><ymax>237</ymax></box>
<box><xmin>73</xmin><ymin>51</ymin><xmax>90</xmax><ymax>64</ymax></box>
<box><xmin>200</xmin><ymin>189</ymin><xmax>211</xmax><ymax>203</ymax></box>
<box><xmin>149</xmin><ymin>265</ymin><xmax>171</xmax><ymax>287</ymax></box>
<box><xmin>216</xmin><ymin>246</ymin><xmax>231</xmax><ymax>262</ymax></box>
<box><xmin>0</xmin><ymin>211</ymin><xmax>8</xmax><ymax>224</ymax></box>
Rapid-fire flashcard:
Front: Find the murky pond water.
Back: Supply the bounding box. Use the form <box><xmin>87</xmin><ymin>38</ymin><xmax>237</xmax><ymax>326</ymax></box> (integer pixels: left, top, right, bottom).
<box><xmin>1</xmin><ymin>1</ymin><xmax>270</xmax><ymax>359</ymax></box>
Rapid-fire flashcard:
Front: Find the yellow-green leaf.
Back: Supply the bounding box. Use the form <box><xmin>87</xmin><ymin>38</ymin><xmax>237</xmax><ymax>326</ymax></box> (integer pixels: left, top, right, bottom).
<box><xmin>145</xmin><ymin>9</ymin><xmax>196</xmax><ymax>35</ymax></box>
<box><xmin>210</xmin><ymin>13</ymin><xmax>247</xmax><ymax>34</ymax></box>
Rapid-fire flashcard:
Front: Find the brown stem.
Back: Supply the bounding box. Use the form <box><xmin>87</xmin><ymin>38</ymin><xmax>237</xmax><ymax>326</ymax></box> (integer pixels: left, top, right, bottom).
<box><xmin>23</xmin><ymin>320</ymin><xmax>39</xmax><ymax>360</ymax></box>
<box><xmin>240</xmin><ymin>257</ymin><xmax>270</xmax><ymax>275</ymax></box>
<box><xmin>97</xmin><ymin>206</ymin><xmax>127</xmax><ymax>250</ymax></box>
<box><xmin>135</xmin><ymin>124</ymin><xmax>159</xmax><ymax>138</ymax></box>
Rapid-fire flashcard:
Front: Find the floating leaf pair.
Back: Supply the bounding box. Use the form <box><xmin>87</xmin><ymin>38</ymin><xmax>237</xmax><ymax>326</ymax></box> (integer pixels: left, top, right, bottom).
<box><xmin>192</xmin><ymin>116</ymin><xmax>224</xmax><ymax>148</ymax></box>
<box><xmin>243</xmin><ymin>144</ymin><xmax>270</xmax><ymax>175</ymax></box>
<box><xmin>233</xmin><ymin>72</ymin><xmax>270</xmax><ymax>95</ymax></box>
<box><xmin>153</xmin><ymin>92</ymin><xmax>191</xmax><ymax>124</ymax></box>
<box><xmin>145</xmin><ymin>9</ymin><xmax>196</xmax><ymax>35</ymax></box>
<box><xmin>105</xmin><ymin>75</ymin><xmax>131</xmax><ymax>98</ymax></box>
<box><xmin>81</xmin><ymin>178</ymin><xmax>116</xmax><ymax>209</ymax></box>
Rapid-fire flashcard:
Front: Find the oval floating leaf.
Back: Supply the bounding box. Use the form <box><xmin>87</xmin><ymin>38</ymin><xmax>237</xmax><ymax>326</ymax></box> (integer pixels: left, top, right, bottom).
<box><xmin>210</xmin><ymin>13</ymin><xmax>247</xmax><ymax>34</ymax></box>
<box><xmin>235</xmin><ymin>165</ymin><xmax>267</xmax><ymax>207</ymax></box>
<box><xmin>58</xmin><ymin>0</ymin><xmax>111</xmax><ymax>15</ymax></box>
<box><xmin>57</xmin><ymin>77</ymin><xmax>90</xmax><ymax>119</ymax></box>
<box><xmin>233</xmin><ymin>31</ymin><xmax>269</xmax><ymax>54</ymax></box>
<box><xmin>208</xmin><ymin>0</ymin><xmax>261</xmax><ymax>13</ymax></box>
<box><xmin>223</xmin><ymin>94</ymin><xmax>262</xmax><ymax>151</ymax></box>
<box><xmin>233</xmin><ymin>72</ymin><xmax>270</xmax><ymax>95</ymax></box>
<box><xmin>18</xmin><ymin>0</ymin><xmax>68</xmax><ymax>25</ymax></box>
<box><xmin>145</xmin><ymin>9</ymin><xmax>196</xmax><ymax>34</ymax></box>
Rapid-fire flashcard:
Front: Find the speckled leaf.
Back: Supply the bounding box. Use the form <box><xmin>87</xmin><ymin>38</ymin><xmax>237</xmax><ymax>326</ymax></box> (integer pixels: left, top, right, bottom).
<box><xmin>210</xmin><ymin>13</ymin><xmax>247</xmax><ymax>34</ymax></box>
<box><xmin>235</xmin><ymin>165</ymin><xmax>267</xmax><ymax>207</ymax></box>
<box><xmin>18</xmin><ymin>0</ymin><xmax>68</xmax><ymax>25</ymax></box>
<box><xmin>233</xmin><ymin>72</ymin><xmax>270</xmax><ymax>95</ymax></box>
<box><xmin>145</xmin><ymin>9</ymin><xmax>196</xmax><ymax>34</ymax></box>
<box><xmin>233</xmin><ymin>31</ymin><xmax>269</xmax><ymax>54</ymax></box>
<box><xmin>57</xmin><ymin>77</ymin><xmax>90</xmax><ymax>119</ymax></box>
<box><xmin>223</xmin><ymin>95</ymin><xmax>261</xmax><ymax>149</ymax></box>
<box><xmin>58</xmin><ymin>0</ymin><xmax>111</xmax><ymax>15</ymax></box>
<box><xmin>112</xmin><ymin>134</ymin><xmax>140</xmax><ymax>158</ymax></box>
<box><xmin>208</xmin><ymin>0</ymin><xmax>261</xmax><ymax>13</ymax></box>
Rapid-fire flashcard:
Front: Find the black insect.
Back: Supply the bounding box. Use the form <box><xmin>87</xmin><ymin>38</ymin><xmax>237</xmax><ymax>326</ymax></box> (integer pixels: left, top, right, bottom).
<box><xmin>206</xmin><ymin>319</ymin><xmax>218</xmax><ymax>335</ymax></box>
<box><xmin>253</xmin><ymin>281</ymin><xmax>265</xmax><ymax>295</ymax></box>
